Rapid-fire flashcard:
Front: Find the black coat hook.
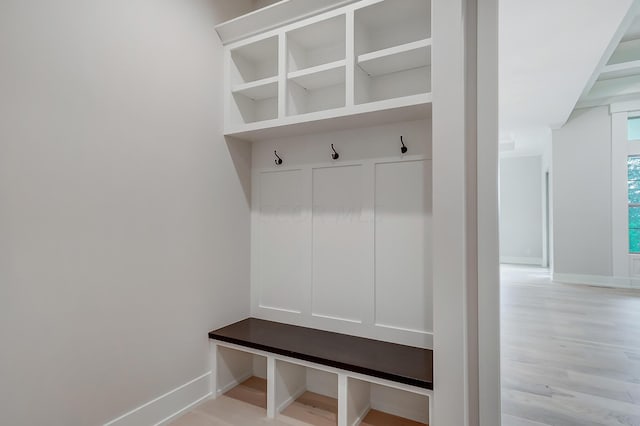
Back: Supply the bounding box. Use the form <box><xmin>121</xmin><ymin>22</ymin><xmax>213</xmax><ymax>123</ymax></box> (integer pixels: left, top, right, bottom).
<box><xmin>400</xmin><ymin>136</ymin><xmax>408</xmax><ymax>154</ymax></box>
<box><xmin>274</xmin><ymin>150</ymin><xmax>283</xmax><ymax>165</ymax></box>
<box><xmin>331</xmin><ymin>144</ymin><xmax>339</xmax><ymax>160</ymax></box>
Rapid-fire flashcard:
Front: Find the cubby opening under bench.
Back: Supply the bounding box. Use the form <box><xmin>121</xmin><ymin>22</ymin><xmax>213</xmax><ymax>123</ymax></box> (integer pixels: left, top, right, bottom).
<box><xmin>209</xmin><ymin>318</ymin><xmax>433</xmax><ymax>426</ymax></box>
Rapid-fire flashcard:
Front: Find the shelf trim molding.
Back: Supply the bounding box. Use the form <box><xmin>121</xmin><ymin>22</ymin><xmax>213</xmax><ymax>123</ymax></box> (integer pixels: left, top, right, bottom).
<box><xmin>226</xmin><ymin>93</ymin><xmax>431</xmax><ymax>140</ymax></box>
<box><xmin>219</xmin><ymin>0</ymin><xmax>361</xmax><ymax>47</ymax></box>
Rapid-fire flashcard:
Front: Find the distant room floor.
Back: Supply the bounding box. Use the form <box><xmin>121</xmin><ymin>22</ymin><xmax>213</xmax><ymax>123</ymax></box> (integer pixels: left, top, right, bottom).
<box><xmin>501</xmin><ymin>265</ymin><xmax>640</xmax><ymax>426</ymax></box>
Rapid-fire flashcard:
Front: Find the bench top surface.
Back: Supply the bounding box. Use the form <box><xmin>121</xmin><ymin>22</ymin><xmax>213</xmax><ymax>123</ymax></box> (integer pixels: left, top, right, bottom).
<box><xmin>209</xmin><ymin>317</ymin><xmax>433</xmax><ymax>390</ymax></box>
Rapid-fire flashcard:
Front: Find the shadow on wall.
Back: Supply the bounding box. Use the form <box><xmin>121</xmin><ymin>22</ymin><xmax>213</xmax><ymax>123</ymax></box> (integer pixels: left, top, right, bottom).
<box><xmin>226</xmin><ymin>136</ymin><xmax>252</xmax><ymax>206</ymax></box>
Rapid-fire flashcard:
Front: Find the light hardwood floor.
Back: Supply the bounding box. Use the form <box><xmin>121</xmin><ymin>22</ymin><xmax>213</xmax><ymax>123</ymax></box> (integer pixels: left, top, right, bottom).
<box><xmin>171</xmin><ymin>265</ymin><xmax>640</xmax><ymax>425</ymax></box>
<box><xmin>502</xmin><ymin>265</ymin><xmax>640</xmax><ymax>426</ymax></box>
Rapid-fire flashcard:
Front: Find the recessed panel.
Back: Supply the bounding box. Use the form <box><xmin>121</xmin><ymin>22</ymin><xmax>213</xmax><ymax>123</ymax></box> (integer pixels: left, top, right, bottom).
<box><xmin>259</xmin><ymin>169</ymin><xmax>308</xmax><ymax>313</ymax></box>
<box><xmin>374</xmin><ymin>160</ymin><xmax>431</xmax><ymax>332</ymax></box>
<box><xmin>312</xmin><ymin>165</ymin><xmax>367</xmax><ymax>322</ymax></box>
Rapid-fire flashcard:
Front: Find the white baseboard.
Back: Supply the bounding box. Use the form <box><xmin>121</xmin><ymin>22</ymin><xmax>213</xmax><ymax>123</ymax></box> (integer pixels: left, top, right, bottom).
<box><xmin>552</xmin><ymin>273</ymin><xmax>639</xmax><ymax>289</ymax></box>
<box><xmin>104</xmin><ymin>372</ymin><xmax>211</xmax><ymax>426</ymax></box>
<box><xmin>500</xmin><ymin>256</ymin><xmax>543</xmax><ymax>266</ymax></box>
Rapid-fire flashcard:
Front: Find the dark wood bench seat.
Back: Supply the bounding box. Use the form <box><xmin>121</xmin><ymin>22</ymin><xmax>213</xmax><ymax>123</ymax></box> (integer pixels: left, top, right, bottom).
<box><xmin>208</xmin><ymin>317</ymin><xmax>433</xmax><ymax>390</ymax></box>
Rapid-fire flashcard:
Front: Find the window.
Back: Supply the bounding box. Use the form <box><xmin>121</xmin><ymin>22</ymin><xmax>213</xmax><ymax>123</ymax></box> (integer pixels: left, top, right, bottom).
<box><xmin>629</xmin><ymin>116</ymin><xmax>640</xmax><ymax>140</ymax></box>
<box><xmin>629</xmin><ymin>156</ymin><xmax>640</xmax><ymax>253</ymax></box>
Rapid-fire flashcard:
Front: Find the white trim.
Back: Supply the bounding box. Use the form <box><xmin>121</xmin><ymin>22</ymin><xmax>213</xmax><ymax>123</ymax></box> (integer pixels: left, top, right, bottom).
<box><xmin>374</xmin><ymin>323</ymin><xmax>431</xmax><ymax>335</ymax></box>
<box><xmin>552</xmin><ymin>272</ymin><xmax>638</xmax><ymax>289</ymax></box>
<box><xmin>103</xmin><ymin>372</ymin><xmax>211</xmax><ymax>426</ymax></box>
<box><xmin>500</xmin><ymin>256</ymin><xmax>543</xmax><ymax>266</ymax></box>
<box><xmin>259</xmin><ymin>305</ymin><xmax>302</xmax><ymax>314</ymax></box>
<box><xmin>610</xmin><ymin>99</ymin><xmax>640</xmax><ymax>114</ymax></box>
<box><xmin>215</xmin><ymin>0</ymin><xmax>359</xmax><ymax>45</ymax></box>
<box><xmin>611</xmin><ymin>112</ymin><xmax>628</xmax><ymax>279</ymax></box>
<box><xmin>311</xmin><ymin>313</ymin><xmax>362</xmax><ymax>323</ymax></box>
<box><xmin>154</xmin><ymin>393</ymin><xmax>211</xmax><ymax>426</ymax></box>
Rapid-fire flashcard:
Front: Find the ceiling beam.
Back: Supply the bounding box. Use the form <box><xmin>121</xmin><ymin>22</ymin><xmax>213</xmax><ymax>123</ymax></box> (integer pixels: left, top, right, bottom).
<box><xmin>577</xmin><ymin>3</ymin><xmax>640</xmax><ymax>103</ymax></box>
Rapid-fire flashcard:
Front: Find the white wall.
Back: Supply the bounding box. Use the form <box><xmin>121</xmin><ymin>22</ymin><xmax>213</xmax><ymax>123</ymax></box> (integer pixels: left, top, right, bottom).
<box><xmin>253</xmin><ymin>0</ymin><xmax>281</xmax><ymax>9</ymax></box>
<box><xmin>552</xmin><ymin>106</ymin><xmax>613</xmax><ymax>277</ymax></box>
<box><xmin>0</xmin><ymin>1</ymin><xmax>255</xmax><ymax>425</ymax></box>
<box><xmin>250</xmin><ymin>120</ymin><xmax>433</xmax><ymax>348</ymax></box>
<box><xmin>499</xmin><ymin>156</ymin><xmax>543</xmax><ymax>265</ymax></box>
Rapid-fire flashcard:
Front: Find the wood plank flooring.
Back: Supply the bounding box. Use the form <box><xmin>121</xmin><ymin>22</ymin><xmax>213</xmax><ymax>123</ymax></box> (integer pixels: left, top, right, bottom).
<box><xmin>280</xmin><ymin>392</ymin><xmax>338</xmax><ymax>426</ymax></box>
<box><xmin>172</xmin><ymin>265</ymin><xmax>640</xmax><ymax>425</ymax></box>
<box><xmin>224</xmin><ymin>377</ymin><xmax>267</xmax><ymax>409</ymax></box>
<box><xmin>360</xmin><ymin>409</ymin><xmax>427</xmax><ymax>425</ymax></box>
<box><xmin>501</xmin><ymin>265</ymin><xmax>640</xmax><ymax>426</ymax></box>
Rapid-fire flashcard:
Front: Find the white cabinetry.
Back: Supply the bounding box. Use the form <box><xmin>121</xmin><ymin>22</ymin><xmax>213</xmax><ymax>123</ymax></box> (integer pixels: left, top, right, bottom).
<box><xmin>211</xmin><ymin>341</ymin><xmax>432</xmax><ymax>425</ymax></box>
<box><xmin>219</xmin><ymin>0</ymin><xmax>432</xmax><ymax>141</ymax></box>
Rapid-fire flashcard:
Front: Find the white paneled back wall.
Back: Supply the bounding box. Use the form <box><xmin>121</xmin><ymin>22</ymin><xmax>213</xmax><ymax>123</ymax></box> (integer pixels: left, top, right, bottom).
<box><xmin>250</xmin><ymin>119</ymin><xmax>432</xmax><ymax>348</ymax></box>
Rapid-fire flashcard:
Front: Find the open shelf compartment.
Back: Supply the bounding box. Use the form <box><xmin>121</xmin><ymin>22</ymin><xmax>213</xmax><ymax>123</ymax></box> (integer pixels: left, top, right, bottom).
<box><xmin>355</xmin><ymin>0</ymin><xmax>430</xmax><ymax>57</ymax></box>
<box><xmin>216</xmin><ymin>346</ymin><xmax>268</xmax><ymax>411</ymax></box>
<box><xmin>287</xmin><ymin>62</ymin><xmax>346</xmax><ymax>116</ymax></box>
<box><xmin>355</xmin><ymin>65</ymin><xmax>430</xmax><ymax>106</ymax></box>
<box><xmin>231</xmin><ymin>36</ymin><xmax>278</xmax><ymax>85</ymax></box>
<box><xmin>228</xmin><ymin>35</ymin><xmax>279</xmax><ymax>126</ymax></box>
<box><xmin>231</xmin><ymin>91</ymin><xmax>278</xmax><ymax>125</ymax></box>
<box><xmin>276</xmin><ymin>360</ymin><xmax>339</xmax><ymax>425</ymax></box>
<box><xmin>347</xmin><ymin>377</ymin><xmax>429</xmax><ymax>426</ymax></box>
<box><xmin>287</xmin><ymin>14</ymin><xmax>346</xmax><ymax>73</ymax></box>
<box><xmin>354</xmin><ymin>0</ymin><xmax>431</xmax><ymax>106</ymax></box>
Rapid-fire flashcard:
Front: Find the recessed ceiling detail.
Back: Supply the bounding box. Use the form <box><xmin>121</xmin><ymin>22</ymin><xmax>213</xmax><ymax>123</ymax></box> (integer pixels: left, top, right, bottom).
<box><xmin>578</xmin><ymin>4</ymin><xmax>640</xmax><ymax>109</ymax></box>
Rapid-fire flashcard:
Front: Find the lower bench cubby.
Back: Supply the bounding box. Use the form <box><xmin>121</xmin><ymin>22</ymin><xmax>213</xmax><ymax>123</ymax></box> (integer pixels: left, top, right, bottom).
<box><xmin>209</xmin><ymin>318</ymin><xmax>433</xmax><ymax>425</ymax></box>
<box><xmin>276</xmin><ymin>360</ymin><xmax>339</xmax><ymax>426</ymax></box>
<box><xmin>215</xmin><ymin>346</ymin><xmax>268</xmax><ymax>410</ymax></box>
<box><xmin>347</xmin><ymin>377</ymin><xmax>429</xmax><ymax>426</ymax></box>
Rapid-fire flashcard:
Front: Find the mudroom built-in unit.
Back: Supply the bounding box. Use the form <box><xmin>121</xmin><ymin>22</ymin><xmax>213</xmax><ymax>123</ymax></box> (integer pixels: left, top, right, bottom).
<box><xmin>211</xmin><ymin>0</ymin><xmax>434</xmax><ymax>425</ymax></box>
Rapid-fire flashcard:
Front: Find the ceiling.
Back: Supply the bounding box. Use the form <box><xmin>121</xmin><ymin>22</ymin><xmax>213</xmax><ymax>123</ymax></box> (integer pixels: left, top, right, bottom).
<box><xmin>500</xmin><ymin>0</ymin><xmax>635</xmax><ymax>134</ymax></box>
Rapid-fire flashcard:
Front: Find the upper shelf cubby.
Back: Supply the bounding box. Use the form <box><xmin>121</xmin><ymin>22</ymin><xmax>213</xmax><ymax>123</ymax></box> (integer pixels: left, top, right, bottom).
<box><xmin>287</xmin><ymin>14</ymin><xmax>346</xmax><ymax>72</ymax></box>
<box><xmin>354</xmin><ymin>0</ymin><xmax>431</xmax><ymax>57</ymax></box>
<box><xmin>221</xmin><ymin>0</ymin><xmax>432</xmax><ymax>141</ymax></box>
<box><xmin>230</xmin><ymin>36</ymin><xmax>278</xmax><ymax>85</ymax></box>
<box><xmin>354</xmin><ymin>0</ymin><xmax>431</xmax><ymax>106</ymax></box>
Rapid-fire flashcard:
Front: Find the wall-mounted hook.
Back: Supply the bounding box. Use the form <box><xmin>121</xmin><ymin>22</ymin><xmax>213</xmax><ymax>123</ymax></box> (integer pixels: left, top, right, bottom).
<box><xmin>400</xmin><ymin>136</ymin><xmax>408</xmax><ymax>154</ymax></box>
<box><xmin>331</xmin><ymin>144</ymin><xmax>339</xmax><ymax>160</ymax></box>
<box><xmin>274</xmin><ymin>150</ymin><xmax>283</xmax><ymax>166</ymax></box>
